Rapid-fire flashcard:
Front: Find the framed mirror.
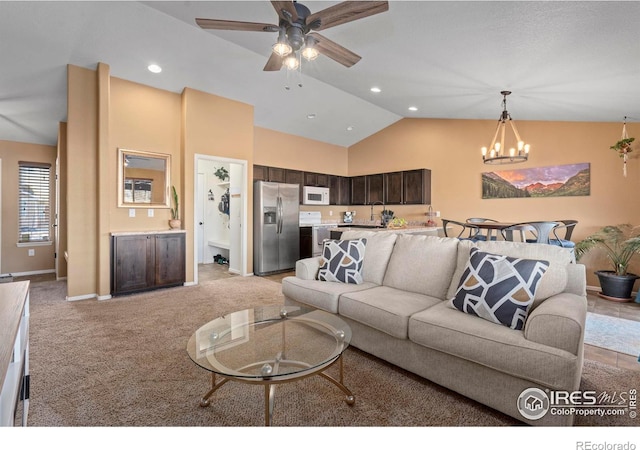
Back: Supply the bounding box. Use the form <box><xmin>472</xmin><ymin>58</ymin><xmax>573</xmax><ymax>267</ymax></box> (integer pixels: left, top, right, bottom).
<box><xmin>118</xmin><ymin>148</ymin><xmax>171</xmax><ymax>208</ymax></box>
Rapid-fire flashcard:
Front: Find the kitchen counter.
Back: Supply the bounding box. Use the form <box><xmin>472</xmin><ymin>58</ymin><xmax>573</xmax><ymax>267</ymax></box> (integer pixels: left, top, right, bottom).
<box><xmin>328</xmin><ymin>225</ymin><xmax>442</xmax><ymax>237</ymax></box>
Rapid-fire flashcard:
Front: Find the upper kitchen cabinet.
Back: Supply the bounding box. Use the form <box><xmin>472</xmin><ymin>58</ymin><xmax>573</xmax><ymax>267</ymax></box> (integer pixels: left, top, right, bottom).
<box><xmin>329</xmin><ymin>176</ymin><xmax>350</xmax><ymax>205</ymax></box>
<box><xmin>366</xmin><ymin>174</ymin><xmax>384</xmax><ymax>205</ymax></box>
<box><xmin>303</xmin><ymin>172</ymin><xmax>329</xmax><ymax>187</ymax></box>
<box><xmin>285</xmin><ymin>169</ymin><xmax>304</xmax><ymax>204</ymax></box>
<box><xmin>384</xmin><ymin>171</ymin><xmax>403</xmax><ymax>205</ymax></box>
<box><xmin>252</xmin><ymin>165</ymin><xmax>286</xmax><ymax>183</ymax></box>
<box><xmin>403</xmin><ymin>169</ymin><xmax>431</xmax><ymax>204</ymax></box>
<box><xmin>350</xmin><ymin>176</ymin><xmax>367</xmax><ymax>205</ymax></box>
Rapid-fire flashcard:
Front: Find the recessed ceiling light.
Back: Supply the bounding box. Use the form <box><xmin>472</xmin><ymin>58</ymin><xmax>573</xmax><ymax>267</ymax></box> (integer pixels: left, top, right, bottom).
<box><xmin>307</xmin><ymin>113</ymin><xmax>316</xmax><ymax>119</ymax></box>
<box><xmin>370</xmin><ymin>87</ymin><xmax>381</xmax><ymax>93</ymax></box>
<box><xmin>346</xmin><ymin>126</ymin><xmax>354</xmax><ymax>131</ymax></box>
<box><xmin>408</xmin><ymin>106</ymin><xmax>418</xmax><ymax>111</ymax></box>
<box><xmin>147</xmin><ymin>64</ymin><xmax>162</xmax><ymax>74</ymax></box>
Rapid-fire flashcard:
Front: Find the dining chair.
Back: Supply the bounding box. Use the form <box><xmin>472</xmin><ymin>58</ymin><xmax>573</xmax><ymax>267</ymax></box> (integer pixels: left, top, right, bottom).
<box><xmin>465</xmin><ymin>218</ymin><xmax>499</xmax><ymax>240</ymax></box>
<box><xmin>500</xmin><ymin>221</ymin><xmax>562</xmax><ymax>244</ymax></box>
<box><xmin>550</xmin><ymin>220</ymin><xmax>578</xmax><ymax>248</ymax></box>
<box><xmin>442</xmin><ymin>219</ymin><xmax>483</xmax><ymax>241</ymax></box>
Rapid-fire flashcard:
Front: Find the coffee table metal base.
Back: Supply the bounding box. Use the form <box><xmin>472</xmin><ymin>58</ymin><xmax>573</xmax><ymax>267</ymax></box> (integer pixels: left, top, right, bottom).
<box><xmin>198</xmin><ymin>353</ymin><xmax>354</xmax><ymax>426</ymax></box>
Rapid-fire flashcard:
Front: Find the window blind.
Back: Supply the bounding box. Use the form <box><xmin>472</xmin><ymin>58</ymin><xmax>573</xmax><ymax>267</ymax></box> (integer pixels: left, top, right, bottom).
<box><xmin>18</xmin><ymin>162</ymin><xmax>52</xmax><ymax>243</ymax></box>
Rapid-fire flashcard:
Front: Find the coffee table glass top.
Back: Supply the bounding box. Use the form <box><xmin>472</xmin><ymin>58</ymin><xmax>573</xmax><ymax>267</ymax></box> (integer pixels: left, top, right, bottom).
<box><xmin>187</xmin><ymin>305</ymin><xmax>352</xmax><ymax>381</ymax></box>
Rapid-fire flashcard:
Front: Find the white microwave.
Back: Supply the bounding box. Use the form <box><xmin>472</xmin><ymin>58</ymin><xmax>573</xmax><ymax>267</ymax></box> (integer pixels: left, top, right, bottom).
<box><xmin>302</xmin><ymin>186</ymin><xmax>330</xmax><ymax>205</ymax></box>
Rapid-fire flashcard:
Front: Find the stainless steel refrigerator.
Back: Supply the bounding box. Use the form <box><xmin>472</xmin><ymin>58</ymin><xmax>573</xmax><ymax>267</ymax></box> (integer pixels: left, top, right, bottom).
<box><xmin>253</xmin><ymin>181</ymin><xmax>300</xmax><ymax>275</ymax></box>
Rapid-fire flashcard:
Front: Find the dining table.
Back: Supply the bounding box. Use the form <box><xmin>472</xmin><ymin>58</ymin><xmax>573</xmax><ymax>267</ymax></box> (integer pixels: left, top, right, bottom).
<box><xmin>465</xmin><ymin>220</ymin><xmax>523</xmax><ymax>241</ymax></box>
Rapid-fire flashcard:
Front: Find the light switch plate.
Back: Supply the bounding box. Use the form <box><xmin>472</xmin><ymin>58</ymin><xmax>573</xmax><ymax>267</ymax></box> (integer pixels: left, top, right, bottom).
<box><xmin>148</xmin><ymin>209</ymin><xmax>154</xmax><ymax>217</ymax></box>
<box><xmin>129</xmin><ymin>209</ymin><xmax>135</xmax><ymax>217</ymax></box>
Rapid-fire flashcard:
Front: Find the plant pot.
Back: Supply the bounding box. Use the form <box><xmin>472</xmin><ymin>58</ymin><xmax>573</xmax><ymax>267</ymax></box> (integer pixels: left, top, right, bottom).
<box><xmin>595</xmin><ymin>270</ymin><xmax>639</xmax><ymax>302</ymax></box>
<box><xmin>169</xmin><ymin>219</ymin><xmax>181</xmax><ymax>230</ymax></box>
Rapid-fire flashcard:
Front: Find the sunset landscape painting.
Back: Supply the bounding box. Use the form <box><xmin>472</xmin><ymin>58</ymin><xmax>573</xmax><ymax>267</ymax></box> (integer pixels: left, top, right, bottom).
<box><xmin>482</xmin><ymin>163</ymin><xmax>590</xmax><ymax>199</ymax></box>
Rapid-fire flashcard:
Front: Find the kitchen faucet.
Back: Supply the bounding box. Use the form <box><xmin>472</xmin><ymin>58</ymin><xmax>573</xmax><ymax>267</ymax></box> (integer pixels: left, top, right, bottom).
<box><xmin>370</xmin><ymin>201</ymin><xmax>385</xmax><ymax>222</ymax></box>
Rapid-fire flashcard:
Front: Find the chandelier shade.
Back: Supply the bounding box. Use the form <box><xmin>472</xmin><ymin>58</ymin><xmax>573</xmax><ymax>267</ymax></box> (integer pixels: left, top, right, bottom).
<box><xmin>482</xmin><ymin>91</ymin><xmax>530</xmax><ymax>164</ymax></box>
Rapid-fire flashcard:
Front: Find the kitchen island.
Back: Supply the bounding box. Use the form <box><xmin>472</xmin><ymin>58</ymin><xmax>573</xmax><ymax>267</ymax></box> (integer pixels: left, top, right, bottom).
<box><xmin>329</xmin><ymin>225</ymin><xmax>442</xmax><ymax>240</ymax></box>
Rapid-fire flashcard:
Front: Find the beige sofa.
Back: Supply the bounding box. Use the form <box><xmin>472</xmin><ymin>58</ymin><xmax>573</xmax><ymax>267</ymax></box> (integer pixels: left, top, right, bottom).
<box><xmin>281</xmin><ymin>231</ymin><xmax>587</xmax><ymax>426</ymax></box>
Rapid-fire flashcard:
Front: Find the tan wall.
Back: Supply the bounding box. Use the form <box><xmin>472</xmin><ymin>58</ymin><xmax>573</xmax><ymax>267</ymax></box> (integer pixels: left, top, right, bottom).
<box><xmin>0</xmin><ymin>140</ymin><xmax>57</xmax><ymax>274</ymax></box>
<box><xmin>349</xmin><ymin>118</ymin><xmax>640</xmax><ymax>288</ymax></box>
<box><xmin>66</xmin><ymin>65</ymin><xmax>98</xmax><ymax>297</ymax></box>
<box><xmin>182</xmin><ymin>87</ymin><xmax>255</xmax><ymax>278</ymax></box>
<box><xmin>254</xmin><ymin>127</ymin><xmax>348</xmax><ymax>176</ymax></box>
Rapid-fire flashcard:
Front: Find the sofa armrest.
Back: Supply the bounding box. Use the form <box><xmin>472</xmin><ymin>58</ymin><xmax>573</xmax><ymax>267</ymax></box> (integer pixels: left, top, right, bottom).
<box><xmin>524</xmin><ymin>293</ymin><xmax>587</xmax><ymax>355</ymax></box>
<box><xmin>295</xmin><ymin>257</ymin><xmax>323</xmax><ymax>280</ymax></box>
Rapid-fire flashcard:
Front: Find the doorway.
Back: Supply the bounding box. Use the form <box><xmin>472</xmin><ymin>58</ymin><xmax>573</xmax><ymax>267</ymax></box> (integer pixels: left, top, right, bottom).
<box><xmin>194</xmin><ymin>154</ymin><xmax>248</xmax><ymax>284</ymax></box>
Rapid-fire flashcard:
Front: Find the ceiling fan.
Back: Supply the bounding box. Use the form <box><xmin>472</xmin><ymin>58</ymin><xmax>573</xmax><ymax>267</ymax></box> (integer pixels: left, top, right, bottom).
<box><xmin>196</xmin><ymin>1</ymin><xmax>389</xmax><ymax>71</ymax></box>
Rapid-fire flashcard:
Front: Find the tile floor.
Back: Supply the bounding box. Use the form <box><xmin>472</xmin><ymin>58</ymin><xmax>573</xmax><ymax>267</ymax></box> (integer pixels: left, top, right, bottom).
<box><xmin>198</xmin><ymin>263</ymin><xmax>640</xmax><ymax>372</ymax></box>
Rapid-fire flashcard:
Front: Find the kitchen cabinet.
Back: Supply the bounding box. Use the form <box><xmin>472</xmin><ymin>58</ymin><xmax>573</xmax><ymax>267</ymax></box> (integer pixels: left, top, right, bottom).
<box><xmin>267</xmin><ymin>167</ymin><xmax>286</xmax><ymax>183</ymax></box>
<box><xmin>350</xmin><ymin>176</ymin><xmax>367</xmax><ymax>205</ymax></box>
<box><xmin>285</xmin><ymin>169</ymin><xmax>304</xmax><ymax>204</ymax></box>
<box><xmin>299</xmin><ymin>227</ymin><xmax>313</xmax><ymax>259</ymax></box>
<box><xmin>366</xmin><ymin>174</ymin><xmax>384</xmax><ymax>205</ymax></box>
<box><xmin>403</xmin><ymin>169</ymin><xmax>431</xmax><ymax>204</ymax></box>
<box><xmin>304</xmin><ymin>172</ymin><xmax>329</xmax><ymax>187</ymax></box>
<box><xmin>253</xmin><ymin>165</ymin><xmax>268</xmax><ymax>181</ymax></box>
<box><xmin>329</xmin><ymin>176</ymin><xmax>351</xmax><ymax>205</ymax></box>
<box><xmin>384</xmin><ymin>171</ymin><xmax>403</xmax><ymax>204</ymax></box>
<box><xmin>111</xmin><ymin>231</ymin><xmax>186</xmax><ymax>296</ymax></box>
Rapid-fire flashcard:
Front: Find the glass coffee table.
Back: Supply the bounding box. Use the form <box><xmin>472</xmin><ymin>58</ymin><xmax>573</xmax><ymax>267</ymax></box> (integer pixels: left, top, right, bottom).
<box><xmin>187</xmin><ymin>305</ymin><xmax>354</xmax><ymax>426</ymax></box>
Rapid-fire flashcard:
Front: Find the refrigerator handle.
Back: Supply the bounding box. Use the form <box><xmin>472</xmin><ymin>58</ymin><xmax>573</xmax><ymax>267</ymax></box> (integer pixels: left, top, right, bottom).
<box><xmin>277</xmin><ymin>196</ymin><xmax>282</xmax><ymax>234</ymax></box>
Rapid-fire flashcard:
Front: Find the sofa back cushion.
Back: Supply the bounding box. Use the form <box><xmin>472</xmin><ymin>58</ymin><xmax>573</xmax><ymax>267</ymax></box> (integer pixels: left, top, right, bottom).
<box><xmin>383</xmin><ymin>234</ymin><xmax>459</xmax><ymax>299</ymax></box>
<box><xmin>446</xmin><ymin>240</ymin><xmax>571</xmax><ymax>308</ymax></box>
<box><xmin>340</xmin><ymin>231</ymin><xmax>398</xmax><ymax>285</ymax></box>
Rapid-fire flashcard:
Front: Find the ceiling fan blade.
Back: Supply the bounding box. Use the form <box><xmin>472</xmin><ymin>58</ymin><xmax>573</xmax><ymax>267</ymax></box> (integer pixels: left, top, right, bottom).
<box><xmin>306</xmin><ymin>1</ymin><xmax>389</xmax><ymax>31</ymax></box>
<box><xmin>271</xmin><ymin>1</ymin><xmax>298</xmax><ymax>23</ymax></box>
<box><xmin>263</xmin><ymin>52</ymin><xmax>283</xmax><ymax>71</ymax></box>
<box><xmin>196</xmin><ymin>18</ymin><xmax>278</xmax><ymax>32</ymax></box>
<box><xmin>311</xmin><ymin>33</ymin><xmax>361</xmax><ymax>68</ymax></box>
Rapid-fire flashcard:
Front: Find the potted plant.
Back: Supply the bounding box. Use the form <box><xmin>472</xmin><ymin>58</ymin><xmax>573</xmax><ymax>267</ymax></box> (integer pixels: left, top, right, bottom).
<box><xmin>575</xmin><ymin>224</ymin><xmax>640</xmax><ymax>301</ymax></box>
<box><xmin>169</xmin><ymin>185</ymin><xmax>181</xmax><ymax>229</ymax></box>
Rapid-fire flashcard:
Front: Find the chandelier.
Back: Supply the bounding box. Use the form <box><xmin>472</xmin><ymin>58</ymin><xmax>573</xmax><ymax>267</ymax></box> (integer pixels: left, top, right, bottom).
<box><xmin>481</xmin><ymin>91</ymin><xmax>530</xmax><ymax>164</ymax></box>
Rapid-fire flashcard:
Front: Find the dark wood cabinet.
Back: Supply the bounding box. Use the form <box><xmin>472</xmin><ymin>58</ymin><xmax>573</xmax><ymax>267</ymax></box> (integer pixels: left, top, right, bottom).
<box><xmin>329</xmin><ymin>176</ymin><xmax>351</xmax><ymax>205</ymax></box>
<box><xmin>366</xmin><ymin>174</ymin><xmax>384</xmax><ymax>205</ymax></box>
<box><xmin>268</xmin><ymin>167</ymin><xmax>286</xmax><ymax>183</ymax></box>
<box><xmin>350</xmin><ymin>176</ymin><xmax>367</xmax><ymax>205</ymax></box>
<box><xmin>299</xmin><ymin>227</ymin><xmax>313</xmax><ymax>259</ymax></box>
<box><xmin>285</xmin><ymin>169</ymin><xmax>304</xmax><ymax>204</ymax></box>
<box><xmin>403</xmin><ymin>169</ymin><xmax>431</xmax><ymax>205</ymax></box>
<box><xmin>111</xmin><ymin>232</ymin><xmax>185</xmax><ymax>296</ymax></box>
<box><xmin>253</xmin><ymin>165</ymin><xmax>268</xmax><ymax>181</ymax></box>
<box><xmin>316</xmin><ymin>173</ymin><xmax>329</xmax><ymax>187</ymax></box>
<box><xmin>384</xmin><ymin>172</ymin><xmax>403</xmax><ymax>204</ymax></box>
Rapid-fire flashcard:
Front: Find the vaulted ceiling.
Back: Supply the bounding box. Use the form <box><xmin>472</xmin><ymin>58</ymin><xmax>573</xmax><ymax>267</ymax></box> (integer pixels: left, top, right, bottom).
<box><xmin>1</xmin><ymin>1</ymin><xmax>639</xmax><ymax>148</ymax></box>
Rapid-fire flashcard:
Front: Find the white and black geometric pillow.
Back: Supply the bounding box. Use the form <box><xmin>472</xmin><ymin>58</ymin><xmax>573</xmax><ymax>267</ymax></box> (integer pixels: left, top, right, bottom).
<box><xmin>317</xmin><ymin>239</ymin><xmax>367</xmax><ymax>284</ymax></box>
<box><xmin>450</xmin><ymin>247</ymin><xmax>549</xmax><ymax>330</ymax></box>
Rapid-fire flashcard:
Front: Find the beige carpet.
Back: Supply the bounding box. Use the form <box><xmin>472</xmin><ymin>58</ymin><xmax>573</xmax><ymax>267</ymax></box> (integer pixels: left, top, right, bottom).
<box><xmin>26</xmin><ymin>277</ymin><xmax>640</xmax><ymax>427</ymax></box>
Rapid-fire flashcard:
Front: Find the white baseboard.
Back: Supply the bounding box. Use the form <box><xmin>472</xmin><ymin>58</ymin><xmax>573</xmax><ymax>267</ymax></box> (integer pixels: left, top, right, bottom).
<box><xmin>184</xmin><ymin>281</ymin><xmax>197</xmax><ymax>287</ymax></box>
<box><xmin>1</xmin><ymin>269</ymin><xmax>55</xmax><ymax>277</ymax></box>
<box><xmin>97</xmin><ymin>294</ymin><xmax>112</xmax><ymax>301</ymax></box>
<box><xmin>66</xmin><ymin>293</ymin><xmax>97</xmax><ymax>302</ymax></box>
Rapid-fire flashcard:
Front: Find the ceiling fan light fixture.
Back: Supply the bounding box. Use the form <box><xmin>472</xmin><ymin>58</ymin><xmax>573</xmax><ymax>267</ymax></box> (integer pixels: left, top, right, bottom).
<box><xmin>272</xmin><ymin>28</ymin><xmax>292</xmax><ymax>57</ymax></box>
<box><xmin>302</xmin><ymin>36</ymin><xmax>319</xmax><ymax>61</ymax></box>
<box><xmin>283</xmin><ymin>54</ymin><xmax>299</xmax><ymax>70</ymax></box>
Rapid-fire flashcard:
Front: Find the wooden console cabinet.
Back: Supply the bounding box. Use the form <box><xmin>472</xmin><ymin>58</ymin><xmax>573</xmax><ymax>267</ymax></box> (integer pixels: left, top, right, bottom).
<box><xmin>0</xmin><ymin>281</ymin><xmax>30</xmax><ymax>426</ymax></box>
<box><xmin>111</xmin><ymin>231</ymin><xmax>186</xmax><ymax>296</ymax></box>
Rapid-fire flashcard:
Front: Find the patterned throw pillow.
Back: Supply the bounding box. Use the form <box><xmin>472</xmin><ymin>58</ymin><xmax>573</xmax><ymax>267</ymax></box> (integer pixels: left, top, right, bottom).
<box><xmin>450</xmin><ymin>248</ymin><xmax>550</xmax><ymax>330</ymax></box>
<box><xmin>317</xmin><ymin>239</ymin><xmax>367</xmax><ymax>284</ymax></box>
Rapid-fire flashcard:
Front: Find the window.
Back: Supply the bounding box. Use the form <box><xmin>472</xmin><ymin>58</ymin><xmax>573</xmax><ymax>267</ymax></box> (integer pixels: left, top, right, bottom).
<box><xmin>18</xmin><ymin>162</ymin><xmax>52</xmax><ymax>243</ymax></box>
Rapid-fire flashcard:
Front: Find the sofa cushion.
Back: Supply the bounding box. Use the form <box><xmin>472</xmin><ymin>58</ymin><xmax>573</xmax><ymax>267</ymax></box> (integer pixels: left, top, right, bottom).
<box><xmin>340</xmin><ymin>231</ymin><xmax>398</xmax><ymax>285</ymax></box>
<box><xmin>447</xmin><ymin>240</ymin><xmax>570</xmax><ymax>307</ymax></box>
<box><xmin>318</xmin><ymin>238</ymin><xmax>367</xmax><ymax>284</ymax></box>
<box><xmin>281</xmin><ymin>276</ymin><xmax>377</xmax><ymax>313</ymax></box>
<box><xmin>409</xmin><ymin>302</ymin><xmax>580</xmax><ymax>388</ymax></box>
<box><xmin>450</xmin><ymin>248</ymin><xmax>550</xmax><ymax>330</ymax></box>
<box><xmin>383</xmin><ymin>235</ymin><xmax>459</xmax><ymax>299</ymax></box>
<box><xmin>339</xmin><ymin>286</ymin><xmax>440</xmax><ymax>339</ymax></box>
